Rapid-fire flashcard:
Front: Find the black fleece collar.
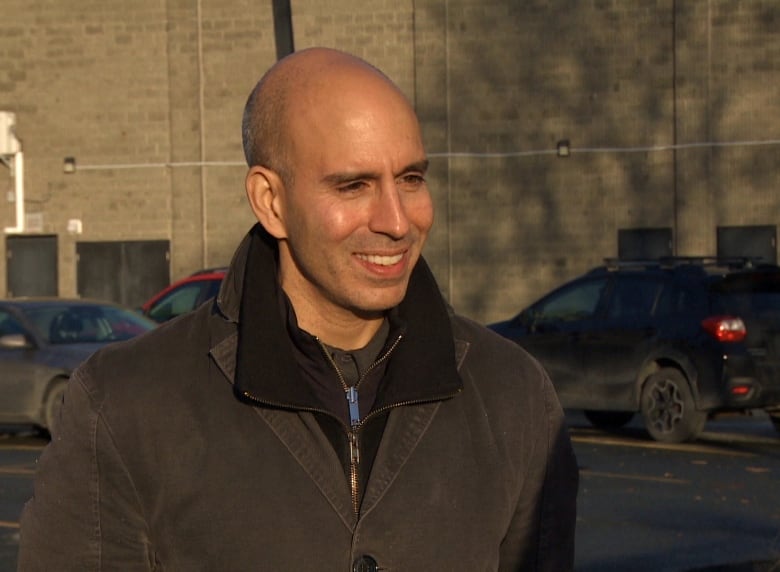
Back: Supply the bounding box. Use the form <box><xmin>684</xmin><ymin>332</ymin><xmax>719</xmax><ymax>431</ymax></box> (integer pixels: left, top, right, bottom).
<box><xmin>233</xmin><ymin>224</ymin><xmax>463</xmax><ymax>411</ymax></box>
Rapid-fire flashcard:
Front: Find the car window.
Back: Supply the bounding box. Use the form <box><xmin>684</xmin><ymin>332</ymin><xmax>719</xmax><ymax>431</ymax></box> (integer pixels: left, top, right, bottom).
<box><xmin>25</xmin><ymin>308</ymin><xmax>64</xmax><ymax>340</ymax></box>
<box><xmin>606</xmin><ymin>276</ymin><xmax>663</xmax><ymax>319</ymax></box>
<box><xmin>654</xmin><ymin>281</ymin><xmax>704</xmax><ymax>316</ymax></box>
<box><xmin>533</xmin><ymin>277</ymin><xmax>608</xmax><ymax>323</ymax></box>
<box><xmin>204</xmin><ymin>278</ymin><xmax>222</xmax><ymax>300</ymax></box>
<box><xmin>94</xmin><ymin>307</ymin><xmax>155</xmax><ymax>341</ymax></box>
<box><xmin>148</xmin><ymin>283</ymin><xmax>208</xmax><ymax>323</ymax></box>
<box><xmin>0</xmin><ymin>310</ymin><xmax>26</xmax><ymax>337</ymax></box>
<box><xmin>26</xmin><ymin>305</ymin><xmax>153</xmax><ymax>344</ymax></box>
<box><xmin>710</xmin><ymin>271</ymin><xmax>780</xmax><ymax>316</ymax></box>
<box><xmin>0</xmin><ymin>310</ymin><xmax>27</xmax><ymax>337</ymax></box>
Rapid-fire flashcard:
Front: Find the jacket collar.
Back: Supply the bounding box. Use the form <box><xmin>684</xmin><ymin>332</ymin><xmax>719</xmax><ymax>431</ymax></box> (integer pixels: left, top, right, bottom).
<box><xmin>221</xmin><ymin>224</ymin><xmax>463</xmax><ymax>412</ymax></box>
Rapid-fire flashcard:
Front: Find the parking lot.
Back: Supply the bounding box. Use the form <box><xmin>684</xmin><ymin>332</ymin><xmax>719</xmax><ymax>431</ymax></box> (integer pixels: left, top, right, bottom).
<box><xmin>0</xmin><ymin>413</ymin><xmax>777</xmax><ymax>571</ymax></box>
<box><xmin>571</xmin><ymin>411</ymin><xmax>780</xmax><ymax>571</ymax></box>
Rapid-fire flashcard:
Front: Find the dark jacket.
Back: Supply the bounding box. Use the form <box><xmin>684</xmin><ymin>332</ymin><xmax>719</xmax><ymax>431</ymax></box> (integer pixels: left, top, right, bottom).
<box><xmin>18</xmin><ymin>227</ymin><xmax>578</xmax><ymax>571</ymax></box>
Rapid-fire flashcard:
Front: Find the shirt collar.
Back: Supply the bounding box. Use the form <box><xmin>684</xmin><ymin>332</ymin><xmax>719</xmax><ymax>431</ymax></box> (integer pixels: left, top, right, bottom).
<box><xmin>232</xmin><ymin>224</ymin><xmax>463</xmax><ymax>410</ymax></box>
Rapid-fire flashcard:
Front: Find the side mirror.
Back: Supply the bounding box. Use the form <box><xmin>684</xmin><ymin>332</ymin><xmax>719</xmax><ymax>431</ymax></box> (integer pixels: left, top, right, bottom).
<box><xmin>0</xmin><ymin>333</ymin><xmax>32</xmax><ymax>349</ymax></box>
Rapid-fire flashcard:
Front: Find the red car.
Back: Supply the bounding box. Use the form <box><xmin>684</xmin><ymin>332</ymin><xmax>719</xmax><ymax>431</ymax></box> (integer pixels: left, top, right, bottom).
<box><xmin>140</xmin><ymin>268</ymin><xmax>226</xmax><ymax>324</ymax></box>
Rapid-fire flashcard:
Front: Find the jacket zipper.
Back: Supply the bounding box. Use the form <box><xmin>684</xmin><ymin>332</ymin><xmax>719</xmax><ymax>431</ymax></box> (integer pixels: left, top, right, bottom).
<box><xmin>349</xmin><ymin>431</ymin><xmax>360</xmax><ymax>514</ymax></box>
<box><xmin>238</xmin><ymin>381</ymin><xmax>462</xmax><ymax>518</ymax></box>
<box><xmin>316</xmin><ymin>334</ymin><xmax>403</xmax><ymax>517</ymax></box>
<box><xmin>339</xmin><ymin>379</ymin><xmax>463</xmax><ymax>516</ymax></box>
<box><xmin>239</xmin><ymin>333</ymin><xmax>462</xmax><ymax>519</ymax></box>
<box><xmin>317</xmin><ymin>334</ymin><xmax>403</xmax><ymax>426</ymax></box>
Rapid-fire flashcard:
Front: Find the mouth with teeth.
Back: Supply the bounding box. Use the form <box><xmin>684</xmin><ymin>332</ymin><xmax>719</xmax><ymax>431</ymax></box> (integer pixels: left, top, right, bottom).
<box><xmin>356</xmin><ymin>253</ymin><xmax>404</xmax><ymax>266</ymax></box>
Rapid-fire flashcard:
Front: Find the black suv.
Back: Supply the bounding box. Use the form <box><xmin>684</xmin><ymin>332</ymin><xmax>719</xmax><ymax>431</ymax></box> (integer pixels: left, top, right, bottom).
<box><xmin>489</xmin><ymin>257</ymin><xmax>780</xmax><ymax>443</ymax></box>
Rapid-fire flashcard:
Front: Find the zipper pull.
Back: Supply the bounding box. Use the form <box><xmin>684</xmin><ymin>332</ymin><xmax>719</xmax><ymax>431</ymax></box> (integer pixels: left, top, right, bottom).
<box><xmin>346</xmin><ymin>386</ymin><xmax>360</xmax><ymax>428</ymax></box>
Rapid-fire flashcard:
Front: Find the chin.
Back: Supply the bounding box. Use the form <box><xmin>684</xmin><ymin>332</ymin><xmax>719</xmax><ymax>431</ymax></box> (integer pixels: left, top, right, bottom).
<box><xmin>349</xmin><ymin>290</ymin><xmax>407</xmax><ymax>315</ymax></box>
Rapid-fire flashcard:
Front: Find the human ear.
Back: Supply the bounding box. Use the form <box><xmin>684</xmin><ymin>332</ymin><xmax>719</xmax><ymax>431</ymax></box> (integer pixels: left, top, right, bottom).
<box><xmin>245</xmin><ymin>166</ymin><xmax>288</xmax><ymax>239</ymax></box>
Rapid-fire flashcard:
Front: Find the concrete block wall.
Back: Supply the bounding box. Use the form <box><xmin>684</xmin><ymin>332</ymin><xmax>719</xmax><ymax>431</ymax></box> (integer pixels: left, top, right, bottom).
<box><xmin>1</xmin><ymin>0</ymin><xmax>178</xmax><ymax>296</ymax></box>
<box><xmin>425</xmin><ymin>0</ymin><xmax>679</xmax><ymax>320</ymax></box>
<box><xmin>416</xmin><ymin>0</ymin><xmax>780</xmax><ymax>322</ymax></box>
<box><xmin>680</xmin><ymin>1</ymin><xmax>780</xmax><ymax>247</ymax></box>
<box><xmin>0</xmin><ymin>0</ymin><xmax>778</xmax><ymax>324</ymax></box>
<box><xmin>195</xmin><ymin>0</ymin><xmax>275</xmax><ymax>271</ymax></box>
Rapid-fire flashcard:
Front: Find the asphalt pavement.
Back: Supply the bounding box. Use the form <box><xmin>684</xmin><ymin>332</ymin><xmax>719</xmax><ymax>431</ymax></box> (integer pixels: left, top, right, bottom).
<box><xmin>1</xmin><ymin>413</ymin><xmax>778</xmax><ymax>571</ymax></box>
<box><xmin>568</xmin><ymin>410</ymin><xmax>780</xmax><ymax>572</ymax></box>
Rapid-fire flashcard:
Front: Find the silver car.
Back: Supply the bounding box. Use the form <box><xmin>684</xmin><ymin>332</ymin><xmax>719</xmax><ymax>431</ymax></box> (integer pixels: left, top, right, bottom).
<box><xmin>0</xmin><ymin>298</ymin><xmax>156</xmax><ymax>434</ymax></box>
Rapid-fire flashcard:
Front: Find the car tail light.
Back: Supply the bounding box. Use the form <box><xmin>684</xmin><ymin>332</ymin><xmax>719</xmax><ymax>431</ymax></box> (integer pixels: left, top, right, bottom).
<box><xmin>701</xmin><ymin>316</ymin><xmax>747</xmax><ymax>343</ymax></box>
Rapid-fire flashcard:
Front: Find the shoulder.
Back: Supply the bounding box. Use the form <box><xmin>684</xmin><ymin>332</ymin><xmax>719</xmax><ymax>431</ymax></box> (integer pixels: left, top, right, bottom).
<box><xmin>448</xmin><ymin>312</ymin><xmax>562</xmax><ymax>428</ymax></box>
<box><xmin>73</xmin><ymin>301</ymin><xmax>231</xmax><ymax>408</ymax></box>
<box><xmin>450</xmin><ymin>313</ymin><xmax>547</xmax><ymax>385</ymax></box>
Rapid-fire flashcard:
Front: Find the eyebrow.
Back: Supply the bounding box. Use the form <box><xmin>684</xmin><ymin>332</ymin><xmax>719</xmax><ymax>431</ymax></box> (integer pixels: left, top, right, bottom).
<box><xmin>321</xmin><ymin>159</ymin><xmax>430</xmax><ymax>186</ymax></box>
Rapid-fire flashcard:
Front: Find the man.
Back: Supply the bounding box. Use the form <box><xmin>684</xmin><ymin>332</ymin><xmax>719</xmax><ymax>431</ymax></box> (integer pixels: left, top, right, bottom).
<box><xmin>19</xmin><ymin>47</ymin><xmax>578</xmax><ymax>571</ymax></box>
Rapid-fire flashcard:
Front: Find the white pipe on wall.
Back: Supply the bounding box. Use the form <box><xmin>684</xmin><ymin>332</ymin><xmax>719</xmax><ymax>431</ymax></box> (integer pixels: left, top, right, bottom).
<box><xmin>4</xmin><ymin>152</ymin><xmax>24</xmax><ymax>234</ymax></box>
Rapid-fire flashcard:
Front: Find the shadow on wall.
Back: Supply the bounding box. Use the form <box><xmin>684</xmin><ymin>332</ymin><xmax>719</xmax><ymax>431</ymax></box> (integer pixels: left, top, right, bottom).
<box><xmin>422</xmin><ymin>1</ymin><xmax>778</xmax><ymax>324</ymax></box>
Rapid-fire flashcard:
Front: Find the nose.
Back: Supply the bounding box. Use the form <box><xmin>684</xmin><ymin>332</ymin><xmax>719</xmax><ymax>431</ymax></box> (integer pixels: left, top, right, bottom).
<box><xmin>369</xmin><ymin>179</ymin><xmax>410</xmax><ymax>239</ymax></box>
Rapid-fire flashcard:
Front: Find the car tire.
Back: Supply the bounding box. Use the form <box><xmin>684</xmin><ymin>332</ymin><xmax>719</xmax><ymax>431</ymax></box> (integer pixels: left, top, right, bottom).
<box><xmin>583</xmin><ymin>410</ymin><xmax>635</xmax><ymax>430</ymax></box>
<box><xmin>42</xmin><ymin>380</ymin><xmax>67</xmax><ymax>437</ymax></box>
<box><xmin>640</xmin><ymin>368</ymin><xmax>706</xmax><ymax>443</ymax></box>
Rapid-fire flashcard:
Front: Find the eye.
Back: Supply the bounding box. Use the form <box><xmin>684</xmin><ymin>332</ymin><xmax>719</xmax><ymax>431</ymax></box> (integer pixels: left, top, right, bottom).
<box><xmin>338</xmin><ymin>180</ymin><xmax>368</xmax><ymax>193</ymax></box>
<box><xmin>397</xmin><ymin>173</ymin><xmax>426</xmax><ymax>189</ymax></box>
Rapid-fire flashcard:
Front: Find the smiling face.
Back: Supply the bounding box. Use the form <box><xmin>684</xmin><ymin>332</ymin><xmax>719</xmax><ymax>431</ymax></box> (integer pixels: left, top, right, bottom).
<box><xmin>245</xmin><ymin>50</ymin><xmax>434</xmax><ymax>339</ymax></box>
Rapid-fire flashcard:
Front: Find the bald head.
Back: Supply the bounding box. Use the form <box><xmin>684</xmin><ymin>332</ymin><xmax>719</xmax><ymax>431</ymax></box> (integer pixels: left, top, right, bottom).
<box><xmin>242</xmin><ymin>47</ymin><xmax>432</xmax><ymax>341</ymax></box>
<box><xmin>241</xmin><ymin>48</ymin><xmax>416</xmax><ymax>184</ymax></box>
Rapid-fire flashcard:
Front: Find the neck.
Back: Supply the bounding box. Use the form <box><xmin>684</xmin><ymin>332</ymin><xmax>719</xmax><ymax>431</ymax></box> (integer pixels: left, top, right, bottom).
<box><xmin>283</xmin><ymin>289</ymin><xmax>386</xmax><ymax>350</ymax></box>
<box><xmin>301</xmin><ymin>308</ymin><xmax>386</xmax><ymax>350</ymax></box>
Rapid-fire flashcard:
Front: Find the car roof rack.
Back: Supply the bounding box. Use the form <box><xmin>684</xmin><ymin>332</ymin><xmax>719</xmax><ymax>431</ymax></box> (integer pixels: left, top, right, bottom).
<box><xmin>602</xmin><ymin>256</ymin><xmax>767</xmax><ymax>271</ymax></box>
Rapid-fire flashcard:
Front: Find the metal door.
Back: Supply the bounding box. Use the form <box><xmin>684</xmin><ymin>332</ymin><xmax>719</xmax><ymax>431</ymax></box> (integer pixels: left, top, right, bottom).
<box><xmin>6</xmin><ymin>235</ymin><xmax>58</xmax><ymax>297</ymax></box>
<box><xmin>77</xmin><ymin>241</ymin><xmax>170</xmax><ymax>308</ymax></box>
<box><xmin>618</xmin><ymin>228</ymin><xmax>673</xmax><ymax>260</ymax></box>
<box><xmin>717</xmin><ymin>225</ymin><xmax>777</xmax><ymax>264</ymax></box>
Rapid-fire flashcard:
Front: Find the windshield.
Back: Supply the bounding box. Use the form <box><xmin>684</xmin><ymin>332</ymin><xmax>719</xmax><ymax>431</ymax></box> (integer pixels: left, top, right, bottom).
<box><xmin>25</xmin><ymin>304</ymin><xmax>156</xmax><ymax>344</ymax></box>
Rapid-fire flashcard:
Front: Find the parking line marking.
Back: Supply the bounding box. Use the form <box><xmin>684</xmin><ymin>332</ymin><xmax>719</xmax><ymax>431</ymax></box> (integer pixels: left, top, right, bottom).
<box><xmin>570</xmin><ymin>434</ymin><xmax>756</xmax><ymax>457</ymax></box>
<box><xmin>0</xmin><ymin>466</ymin><xmax>36</xmax><ymax>476</ymax></box>
<box><xmin>0</xmin><ymin>444</ymin><xmax>46</xmax><ymax>451</ymax></box>
<box><xmin>579</xmin><ymin>468</ymin><xmax>690</xmax><ymax>484</ymax></box>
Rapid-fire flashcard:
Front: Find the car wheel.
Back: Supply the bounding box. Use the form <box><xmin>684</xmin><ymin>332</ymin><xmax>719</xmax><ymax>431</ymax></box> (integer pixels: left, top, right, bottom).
<box><xmin>640</xmin><ymin>368</ymin><xmax>706</xmax><ymax>443</ymax></box>
<box><xmin>583</xmin><ymin>410</ymin><xmax>635</xmax><ymax>430</ymax></box>
<box><xmin>42</xmin><ymin>380</ymin><xmax>67</xmax><ymax>437</ymax></box>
